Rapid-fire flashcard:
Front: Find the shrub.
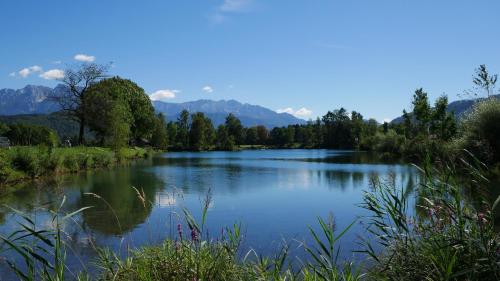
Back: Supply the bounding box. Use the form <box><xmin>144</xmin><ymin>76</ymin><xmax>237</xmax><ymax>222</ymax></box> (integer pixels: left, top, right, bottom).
<box><xmin>93</xmin><ymin>150</ymin><xmax>114</xmax><ymax>168</ymax></box>
<box><xmin>456</xmin><ymin>98</ymin><xmax>500</xmax><ymax>164</ymax></box>
<box><xmin>8</xmin><ymin>147</ymin><xmax>43</xmax><ymax>177</ymax></box>
<box><xmin>0</xmin><ymin>149</ymin><xmax>23</xmax><ymax>184</ymax></box>
<box><xmin>62</xmin><ymin>153</ymin><xmax>80</xmax><ymax>172</ymax></box>
<box><xmin>360</xmin><ymin>130</ymin><xmax>406</xmax><ymax>156</ymax></box>
<box><xmin>6</xmin><ymin>123</ymin><xmax>59</xmax><ymax>147</ymax></box>
<box><xmin>43</xmin><ymin>150</ymin><xmax>64</xmax><ymax>173</ymax></box>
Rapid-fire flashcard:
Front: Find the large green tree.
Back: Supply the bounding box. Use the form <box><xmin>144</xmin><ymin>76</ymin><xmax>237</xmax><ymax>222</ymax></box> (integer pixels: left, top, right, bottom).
<box><xmin>189</xmin><ymin>112</ymin><xmax>215</xmax><ymax>150</ymax></box>
<box><xmin>322</xmin><ymin>108</ymin><xmax>352</xmax><ymax>148</ymax></box>
<box><xmin>52</xmin><ymin>63</ymin><xmax>109</xmax><ymax>144</ymax></box>
<box><xmin>85</xmin><ymin>77</ymin><xmax>156</xmax><ymax>146</ymax></box>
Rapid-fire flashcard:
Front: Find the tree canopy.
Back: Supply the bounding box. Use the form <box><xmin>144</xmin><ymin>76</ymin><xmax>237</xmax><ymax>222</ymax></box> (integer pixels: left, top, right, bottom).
<box><xmin>85</xmin><ymin>77</ymin><xmax>156</xmax><ymax>147</ymax></box>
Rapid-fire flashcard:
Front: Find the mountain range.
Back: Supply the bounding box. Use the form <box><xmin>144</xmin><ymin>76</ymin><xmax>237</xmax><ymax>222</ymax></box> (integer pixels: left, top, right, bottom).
<box><xmin>0</xmin><ymin>85</ymin><xmax>306</xmax><ymax>128</ymax></box>
<box><xmin>153</xmin><ymin>100</ymin><xmax>306</xmax><ymax>128</ymax></box>
<box><xmin>2</xmin><ymin>85</ymin><xmax>495</xmax><ymax>129</ymax></box>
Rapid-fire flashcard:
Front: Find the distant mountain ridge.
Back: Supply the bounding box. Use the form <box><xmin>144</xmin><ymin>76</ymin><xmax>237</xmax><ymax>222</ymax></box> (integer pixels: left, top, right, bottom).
<box><xmin>0</xmin><ymin>85</ymin><xmax>64</xmax><ymax>115</ymax></box>
<box><xmin>391</xmin><ymin>94</ymin><xmax>500</xmax><ymax>124</ymax></box>
<box><xmin>0</xmin><ymin>85</ymin><xmax>306</xmax><ymax>128</ymax></box>
<box><xmin>153</xmin><ymin>99</ymin><xmax>306</xmax><ymax>128</ymax></box>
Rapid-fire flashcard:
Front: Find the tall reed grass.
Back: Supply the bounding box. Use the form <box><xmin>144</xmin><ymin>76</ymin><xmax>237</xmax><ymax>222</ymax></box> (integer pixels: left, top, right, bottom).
<box><xmin>360</xmin><ymin>155</ymin><xmax>500</xmax><ymax>280</ymax></box>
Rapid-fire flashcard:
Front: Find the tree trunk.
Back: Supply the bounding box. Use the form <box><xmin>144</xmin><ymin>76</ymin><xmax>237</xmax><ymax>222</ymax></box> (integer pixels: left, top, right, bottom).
<box><xmin>78</xmin><ymin>119</ymin><xmax>85</xmax><ymax>145</ymax></box>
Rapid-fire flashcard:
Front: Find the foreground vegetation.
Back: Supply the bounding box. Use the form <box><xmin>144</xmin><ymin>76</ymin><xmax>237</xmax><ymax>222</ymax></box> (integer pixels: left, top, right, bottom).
<box><xmin>0</xmin><ymin>146</ymin><xmax>150</xmax><ymax>186</ymax></box>
<box><xmin>0</xmin><ymin>157</ymin><xmax>498</xmax><ymax>280</ymax></box>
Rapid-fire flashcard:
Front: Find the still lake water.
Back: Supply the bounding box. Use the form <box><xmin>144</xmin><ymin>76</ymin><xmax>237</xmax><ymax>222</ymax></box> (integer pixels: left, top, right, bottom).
<box><xmin>0</xmin><ymin>149</ymin><xmax>419</xmax><ymax>278</ymax></box>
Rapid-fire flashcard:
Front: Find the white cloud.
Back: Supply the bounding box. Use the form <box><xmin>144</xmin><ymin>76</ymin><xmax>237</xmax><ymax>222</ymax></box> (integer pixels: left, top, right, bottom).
<box><xmin>277</xmin><ymin>107</ymin><xmax>313</xmax><ymax>118</ymax></box>
<box><xmin>18</xmin><ymin>68</ymin><xmax>31</xmax><ymax>77</ymax></box>
<box><xmin>295</xmin><ymin>107</ymin><xmax>313</xmax><ymax>117</ymax></box>
<box><xmin>39</xmin><ymin>69</ymin><xmax>65</xmax><ymax>80</ymax></box>
<box><xmin>220</xmin><ymin>0</ymin><xmax>252</xmax><ymax>12</ymax></box>
<box><xmin>276</xmin><ymin>107</ymin><xmax>295</xmax><ymax>115</ymax></box>
<box><xmin>149</xmin><ymin>89</ymin><xmax>179</xmax><ymax>101</ymax></box>
<box><xmin>18</xmin><ymin>65</ymin><xmax>43</xmax><ymax>78</ymax></box>
<box><xmin>202</xmin><ymin>86</ymin><xmax>214</xmax><ymax>93</ymax></box>
<box><xmin>74</xmin><ymin>54</ymin><xmax>95</xmax><ymax>62</ymax></box>
<box><xmin>30</xmin><ymin>65</ymin><xmax>42</xmax><ymax>72</ymax></box>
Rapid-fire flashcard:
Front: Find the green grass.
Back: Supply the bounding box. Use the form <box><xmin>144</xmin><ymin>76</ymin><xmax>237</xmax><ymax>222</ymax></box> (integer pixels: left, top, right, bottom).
<box><xmin>0</xmin><ymin>146</ymin><xmax>151</xmax><ymax>186</ymax></box>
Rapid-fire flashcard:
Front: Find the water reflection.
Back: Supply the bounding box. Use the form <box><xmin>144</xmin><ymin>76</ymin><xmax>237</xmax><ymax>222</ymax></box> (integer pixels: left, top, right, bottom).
<box><xmin>0</xmin><ymin>149</ymin><xmax>420</xmax><ymax>279</ymax></box>
<box><xmin>77</xmin><ymin>168</ymin><xmax>164</xmax><ymax>235</ymax></box>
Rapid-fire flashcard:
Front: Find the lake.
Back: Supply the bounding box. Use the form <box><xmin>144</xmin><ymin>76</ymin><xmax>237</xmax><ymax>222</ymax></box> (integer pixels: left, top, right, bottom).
<box><xmin>0</xmin><ymin>149</ymin><xmax>419</xmax><ymax>278</ymax></box>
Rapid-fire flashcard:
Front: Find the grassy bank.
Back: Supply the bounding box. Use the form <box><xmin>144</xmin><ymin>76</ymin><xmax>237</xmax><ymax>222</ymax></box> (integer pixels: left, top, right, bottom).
<box><xmin>0</xmin><ymin>146</ymin><xmax>151</xmax><ymax>186</ymax></box>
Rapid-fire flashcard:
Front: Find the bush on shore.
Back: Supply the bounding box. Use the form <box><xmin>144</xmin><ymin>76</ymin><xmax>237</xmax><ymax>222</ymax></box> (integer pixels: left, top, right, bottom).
<box><xmin>0</xmin><ymin>146</ymin><xmax>150</xmax><ymax>185</ymax></box>
<box><xmin>454</xmin><ymin>98</ymin><xmax>500</xmax><ymax>164</ymax></box>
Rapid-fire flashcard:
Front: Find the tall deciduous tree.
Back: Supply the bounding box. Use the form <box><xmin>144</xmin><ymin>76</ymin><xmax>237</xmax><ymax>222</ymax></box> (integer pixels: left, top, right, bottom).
<box><xmin>322</xmin><ymin>108</ymin><xmax>352</xmax><ymax>148</ymax></box>
<box><xmin>151</xmin><ymin>113</ymin><xmax>169</xmax><ymax>150</ymax></box>
<box><xmin>245</xmin><ymin>127</ymin><xmax>258</xmax><ymax>145</ymax></box>
<box><xmin>430</xmin><ymin>95</ymin><xmax>456</xmax><ymax>141</ymax></box>
<box><xmin>256</xmin><ymin>125</ymin><xmax>269</xmax><ymax>145</ymax></box>
<box><xmin>52</xmin><ymin>63</ymin><xmax>109</xmax><ymax>144</ymax></box>
<box><xmin>107</xmin><ymin>101</ymin><xmax>131</xmax><ymax>149</ymax></box>
<box><xmin>176</xmin><ymin>110</ymin><xmax>190</xmax><ymax>149</ymax></box>
<box><xmin>189</xmin><ymin>112</ymin><xmax>214</xmax><ymax>150</ymax></box>
<box><xmin>225</xmin><ymin>114</ymin><xmax>243</xmax><ymax>145</ymax></box>
<box><xmin>411</xmin><ymin>88</ymin><xmax>431</xmax><ymax>135</ymax></box>
<box><xmin>216</xmin><ymin>124</ymin><xmax>234</xmax><ymax>150</ymax></box>
<box><xmin>84</xmin><ymin>77</ymin><xmax>155</xmax><ymax>146</ymax></box>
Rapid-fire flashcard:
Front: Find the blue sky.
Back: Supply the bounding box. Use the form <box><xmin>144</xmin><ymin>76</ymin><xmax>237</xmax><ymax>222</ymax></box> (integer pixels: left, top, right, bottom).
<box><xmin>1</xmin><ymin>0</ymin><xmax>499</xmax><ymax>122</ymax></box>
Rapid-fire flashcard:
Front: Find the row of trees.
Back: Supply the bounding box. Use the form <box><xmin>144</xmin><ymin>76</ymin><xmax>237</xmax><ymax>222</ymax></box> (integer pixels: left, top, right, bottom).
<box><xmin>164</xmin><ymin>112</ymin><xmax>267</xmax><ymax>151</ymax></box>
<box><xmin>1</xmin><ymin>63</ymin><xmax>497</xmax><ymax>164</ymax></box>
<box><xmin>0</xmin><ymin>123</ymin><xmax>58</xmax><ymax>147</ymax></box>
